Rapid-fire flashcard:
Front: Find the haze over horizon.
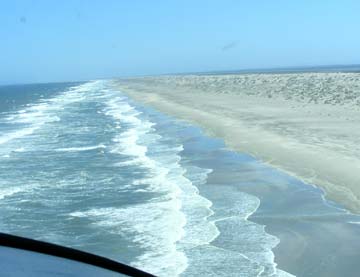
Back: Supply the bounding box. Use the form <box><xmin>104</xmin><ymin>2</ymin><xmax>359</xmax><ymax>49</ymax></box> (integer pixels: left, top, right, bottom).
<box><xmin>1</xmin><ymin>0</ymin><xmax>360</xmax><ymax>85</ymax></box>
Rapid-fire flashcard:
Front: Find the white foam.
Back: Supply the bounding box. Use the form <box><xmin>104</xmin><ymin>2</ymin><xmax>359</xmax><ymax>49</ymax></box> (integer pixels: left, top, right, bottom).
<box><xmin>0</xmin><ymin>126</ymin><xmax>39</xmax><ymax>145</ymax></box>
<box><xmin>102</xmin><ymin>95</ymin><xmax>188</xmax><ymax>276</ymax></box>
<box><xmin>277</xmin><ymin>270</ymin><xmax>296</xmax><ymax>277</ymax></box>
<box><xmin>13</xmin><ymin>147</ymin><xmax>26</xmax><ymax>152</ymax></box>
<box><xmin>100</xmin><ymin>87</ymin><xmax>291</xmax><ymax>276</ymax></box>
<box><xmin>175</xmin><ymin>168</ymin><xmax>220</xmax><ymax>249</ymax></box>
<box><xmin>77</xmin><ymin>93</ymin><xmax>220</xmax><ymax>276</ymax></box>
<box><xmin>55</xmin><ymin>144</ymin><xmax>106</xmax><ymax>152</ymax></box>
<box><xmin>2</xmin><ymin>85</ymin><xmax>105</xmax><ymax>155</ymax></box>
<box><xmin>185</xmin><ymin>173</ymin><xmax>295</xmax><ymax>277</ymax></box>
<box><xmin>0</xmin><ymin>80</ymin><xmax>294</xmax><ymax>276</ymax></box>
<box><xmin>0</xmin><ymin>186</ymin><xmax>28</xmax><ymax>200</ymax></box>
<box><xmin>70</xmin><ymin>203</ymin><xmax>187</xmax><ymax>277</ymax></box>
<box><xmin>0</xmin><ymin>81</ymin><xmax>102</xmax><ymax>150</ymax></box>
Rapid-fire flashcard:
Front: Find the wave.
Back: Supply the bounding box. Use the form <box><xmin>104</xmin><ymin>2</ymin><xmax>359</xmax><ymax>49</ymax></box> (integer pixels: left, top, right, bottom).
<box><xmin>0</xmin><ymin>80</ymin><xmax>294</xmax><ymax>276</ymax></box>
<box><xmin>66</xmin><ymin>82</ymin><xmax>292</xmax><ymax>276</ymax></box>
<box><xmin>71</xmin><ymin>93</ymin><xmax>219</xmax><ymax>276</ymax></box>
<box><xmin>102</xmin><ymin>95</ymin><xmax>189</xmax><ymax>275</ymax></box>
<box><xmin>0</xmin><ymin>81</ymin><xmax>102</xmax><ymax>149</ymax></box>
<box><xmin>0</xmin><ymin>126</ymin><xmax>39</xmax><ymax>146</ymax></box>
<box><xmin>0</xmin><ymin>186</ymin><xmax>26</xmax><ymax>200</ymax></box>
<box><xmin>55</xmin><ymin>144</ymin><xmax>106</xmax><ymax>152</ymax></box>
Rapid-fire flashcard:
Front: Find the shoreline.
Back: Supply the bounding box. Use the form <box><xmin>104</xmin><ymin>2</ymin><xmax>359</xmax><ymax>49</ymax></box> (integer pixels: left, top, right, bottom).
<box><xmin>113</xmin><ymin>72</ymin><xmax>360</xmax><ymax>213</ymax></box>
<box><xmin>137</xmin><ymin>95</ymin><xmax>360</xmax><ymax>277</ymax></box>
<box><xmin>130</xmin><ymin>97</ymin><xmax>292</xmax><ymax>276</ymax></box>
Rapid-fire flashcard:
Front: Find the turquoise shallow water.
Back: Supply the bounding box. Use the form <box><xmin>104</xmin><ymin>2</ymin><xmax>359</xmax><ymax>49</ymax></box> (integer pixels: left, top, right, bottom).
<box><xmin>0</xmin><ymin>80</ymin><xmax>360</xmax><ymax>276</ymax></box>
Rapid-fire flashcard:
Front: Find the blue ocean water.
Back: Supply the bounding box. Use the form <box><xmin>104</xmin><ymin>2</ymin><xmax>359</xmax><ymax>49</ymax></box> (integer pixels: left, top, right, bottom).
<box><xmin>1</xmin><ymin>80</ymin><xmax>360</xmax><ymax>277</ymax></box>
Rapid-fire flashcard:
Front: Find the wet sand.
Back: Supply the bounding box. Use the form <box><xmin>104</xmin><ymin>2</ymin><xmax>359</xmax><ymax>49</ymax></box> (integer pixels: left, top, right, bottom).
<box><xmin>159</xmin><ymin>116</ymin><xmax>360</xmax><ymax>277</ymax></box>
<box><xmin>114</xmin><ymin>73</ymin><xmax>360</xmax><ymax>213</ymax></box>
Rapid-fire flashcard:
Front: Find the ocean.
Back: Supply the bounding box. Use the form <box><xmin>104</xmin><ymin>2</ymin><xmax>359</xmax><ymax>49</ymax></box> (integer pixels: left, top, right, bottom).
<box><xmin>1</xmin><ymin>80</ymin><xmax>360</xmax><ymax>277</ymax></box>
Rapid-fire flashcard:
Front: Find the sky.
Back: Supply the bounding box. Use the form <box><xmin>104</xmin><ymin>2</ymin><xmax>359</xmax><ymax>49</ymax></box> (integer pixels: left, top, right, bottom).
<box><xmin>1</xmin><ymin>0</ymin><xmax>360</xmax><ymax>84</ymax></box>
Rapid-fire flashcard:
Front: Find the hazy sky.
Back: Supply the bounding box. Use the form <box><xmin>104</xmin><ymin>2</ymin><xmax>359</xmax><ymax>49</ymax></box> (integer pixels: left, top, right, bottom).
<box><xmin>1</xmin><ymin>0</ymin><xmax>360</xmax><ymax>84</ymax></box>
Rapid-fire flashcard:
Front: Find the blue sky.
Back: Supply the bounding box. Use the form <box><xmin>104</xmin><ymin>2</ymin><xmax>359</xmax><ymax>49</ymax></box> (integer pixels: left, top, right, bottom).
<box><xmin>1</xmin><ymin>0</ymin><xmax>360</xmax><ymax>84</ymax></box>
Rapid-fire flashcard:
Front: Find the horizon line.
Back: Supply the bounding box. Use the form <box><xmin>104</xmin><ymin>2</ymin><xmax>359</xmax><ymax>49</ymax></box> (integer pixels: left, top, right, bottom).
<box><xmin>2</xmin><ymin>63</ymin><xmax>360</xmax><ymax>87</ymax></box>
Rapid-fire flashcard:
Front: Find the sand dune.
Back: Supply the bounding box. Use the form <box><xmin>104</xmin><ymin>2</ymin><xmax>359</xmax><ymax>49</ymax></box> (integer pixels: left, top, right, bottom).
<box><xmin>114</xmin><ymin>73</ymin><xmax>360</xmax><ymax>213</ymax></box>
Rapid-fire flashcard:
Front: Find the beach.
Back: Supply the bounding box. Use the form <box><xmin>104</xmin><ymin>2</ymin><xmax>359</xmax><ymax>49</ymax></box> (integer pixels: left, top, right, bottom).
<box><xmin>115</xmin><ymin>72</ymin><xmax>360</xmax><ymax>213</ymax></box>
<box><xmin>1</xmin><ymin>81</ymin><xmax>301</xmax><ymax>276</ymax></box>
<box><xmin>2</xmin><ymin>80</ymin><xmax>360</xmax><ymax>276</ymax></box>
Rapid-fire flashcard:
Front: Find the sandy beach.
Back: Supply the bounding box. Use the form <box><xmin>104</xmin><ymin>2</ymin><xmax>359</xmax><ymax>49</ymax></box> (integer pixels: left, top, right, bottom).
<box><xmin>115</xmin><ymin>72</ymin><xmax>360</xmax><ymax>213</ymax></box>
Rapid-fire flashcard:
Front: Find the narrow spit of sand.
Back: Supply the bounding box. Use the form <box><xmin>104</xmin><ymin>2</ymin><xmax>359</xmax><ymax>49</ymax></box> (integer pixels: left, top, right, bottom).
<box><xmin>114</xmin><ymin>73</ymin><xmax>360</xmax><ymax>213</ymax></box>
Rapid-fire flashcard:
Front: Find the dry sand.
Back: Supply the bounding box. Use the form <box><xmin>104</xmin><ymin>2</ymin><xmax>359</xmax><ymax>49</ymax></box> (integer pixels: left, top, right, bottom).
<box><xmin>114</xmin><ymin>73</ymin><xmax>360</xmax><ymax>213</ymax></box>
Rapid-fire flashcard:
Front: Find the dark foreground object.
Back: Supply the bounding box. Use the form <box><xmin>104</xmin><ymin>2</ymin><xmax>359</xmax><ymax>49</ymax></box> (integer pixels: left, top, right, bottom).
<box><xmin>0</xmin><ymin>233</ymin><xmax>155</xmax><ymax>277</ymax></box>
